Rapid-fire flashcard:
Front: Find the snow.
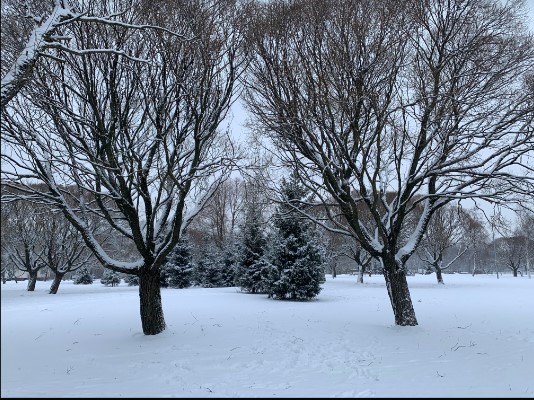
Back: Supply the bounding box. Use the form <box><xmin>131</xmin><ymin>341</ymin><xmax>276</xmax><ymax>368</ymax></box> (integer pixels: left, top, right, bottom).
<box><xmin>1</xmin><ymin>273</ymin><xmax>533</xmax><ymax>398</ymax></box>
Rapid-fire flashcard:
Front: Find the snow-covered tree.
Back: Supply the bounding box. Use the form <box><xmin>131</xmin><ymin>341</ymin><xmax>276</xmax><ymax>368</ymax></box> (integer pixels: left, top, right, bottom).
<box><xmin>124</xmin><ymin>274</ymin><xmax>139</xmax><ymax>286</ymax></box>
<box><xmin>192</xmin><ymin>244</ymin><xmax>222</xmax><ymax>288</ymax></box>
<box><xmin>267</xmin><ymin>172</ymin><xmax>326</xmax><ymax>300</ymax></box>
<box><xmin>236</xmin><ymin>180</ymin><xmax>271</xmax><ymax>294</ymax></box>
<box><xmin>100</xmin><ymin>270</ymin><xmax>120</xmax><ymax>287</ymax></box>
<box><xmin>350</xmin><ymin>247</ymin><xmax>374</xmax><ymax>285</ymax></box>
<box><xmin>40</xmin><ymin>211</ymin><xmax>94</xmax><ymax>294</ymax></box>
<box><xmin>0</xmin><ymin>195</ymin><xmax>47</xmax><ymax>291</ymax></box>
<box><xmin>1</xmin><ymin>0</ymin><xmax>246</xmax><ymax>335</ymax></box>
<box><xmin>497</xmin><ymin>234</ymin><xmax>526</xmax><ymax>277</ymax></box>
<box><xmin>191</xmin><ymin>178</ymin><xmax>245</xmax><ymax>250</ymax></box>
<box><xmin>244</xmin><ymin>0</ymin><xmax>533</xmax><ymax>324</ymax></box>
<box><xmin>518</xmin><ymin>210</ymin><xmax>533</xmax><ymax>279</ymax></box>
<box><xmin>0</xmin><ymin>0</ymin><xmax>191</xmax><ymax>110</ymax></box>
<box><xmin>219</xmin><ymin>242</ymin><xmax>240</xmax><ymax>287</ymax></box>
<box><xmin>464</xmin><ymin>211</ymin><xmax>489</xmax><ymax>276</ymax></box>
<box><xmin>418</xmin><ymin>205</ymin><xmax>468</xmax><ymax>284</ymax></box>
<box><xmin>72</xmin><ymin>267</ymin><xmax>93</xmax><ymax>284</ymax></box>
<box><xmin>162</xmin><ymin>238</ymin><xmax>193</xmax><ymax>289</ymax></box>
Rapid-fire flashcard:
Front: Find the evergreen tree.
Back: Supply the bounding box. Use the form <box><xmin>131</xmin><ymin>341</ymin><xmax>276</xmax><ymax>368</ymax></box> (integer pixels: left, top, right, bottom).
<box><xmin>73</xmin><ymin>267</ymin><xmax>93</xmax><ymax>285</ymax></box>
<box><xmin>268</xmin><ymin>172</ymin><xmax>326</xmax><ymax>300</ymax></box>
<box><xmin>100</xmin><ymin>270</ymin><xmax>121</xmax><ymax>287</ymax></box>
<box><xmin>193</xmin><ymin>244</ymin><xmax>224</xmax><ymax>288</ymax></box>
<box><xmin>236</xmin><ymin>183</ymin><xmax>270</xmax><ymax>294</ymax></box>
<box><xmin>164</xmin><ymin>238</ymin><xmax>194</xmax><ymax>289</ymax></box>
<box><xmin>219</xmin><ymin>242</ymin><xmax>239</xmax><ymax>287</ymax></box>
<box><xmin>159</xmin><ymin>265</ymin><xmax>170</xmax><ymax>288</ymax></box>
<box><xmin>124</xmin><ymin>274</ymin><xmax>139</xmax><ymax>286</ymax></box>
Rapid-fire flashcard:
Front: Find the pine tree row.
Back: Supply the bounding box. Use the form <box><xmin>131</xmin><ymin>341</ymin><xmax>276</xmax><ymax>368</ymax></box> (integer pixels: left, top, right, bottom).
<box><xmin>73</xmin><ymin>172</ymin><xmax>327</xmax><ymax>300</ymax></box>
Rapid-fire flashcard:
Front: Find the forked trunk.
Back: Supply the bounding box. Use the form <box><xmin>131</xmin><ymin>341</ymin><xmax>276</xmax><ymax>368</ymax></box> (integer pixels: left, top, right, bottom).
<box><xmin>27</xmin><ymin>271</ymin><xmax>38</xmax><ymax>291</ymax></box>
<box><xmin>382</xmin><ymin>258</ymin><xmax>418</xmax><ymax>326</ymax></box>
<box><xmin>139</xmin><ymin>266</ymin><xmax>166</xmax><ymax>335</ymax></box>
<box><xmin>49</xmin><ymin>273</ymin><xmax>64</xmax><ymax>294</ymax></box>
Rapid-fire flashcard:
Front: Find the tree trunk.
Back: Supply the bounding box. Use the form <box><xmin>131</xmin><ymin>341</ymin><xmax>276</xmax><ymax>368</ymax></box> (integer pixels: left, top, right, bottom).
<box><xmin>472</xmin><ymin>250</ymin><xmax>477</xmax><ymax>276</ymax></box>
<box><xmin>27</xmin><ymin>271</ymin><xmax>38</xmax><ymax>291</ymax></box>
<box><xmin>526</xmin><ymin>239</ymin><xmax>531</xmax><ymax>279</ymax></box>
<box><xmin>513</xmin><ymin>269</ymin><xmax>518</xmax><ymax>277</ymax></box>
<box><xmin>435</xmin><ymin>266</ymin><xmax>444</xmax><ymax>284</ymax></box>
<box><xmin>382</xmin><ymin>258</ymin><xmax>418</xmax><ymax>326</ymax></box>
<box><xmin>138</xmin><ymin>267</ymin><xmax>166</xmax><ymax>335</ymax></box>
<box><xmin>357</xmin><ymin>264</ymin><xmax>364</xmax><ymax>284</ymax></box>
<box><xmin>49</xmin><ymin>272</ymin><xmax>64</xmax><ymax>294</ymax></box>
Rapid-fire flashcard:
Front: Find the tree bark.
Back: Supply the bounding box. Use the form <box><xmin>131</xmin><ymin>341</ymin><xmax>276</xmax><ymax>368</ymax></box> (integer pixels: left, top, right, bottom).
<box><xmin>357</xmin><ymin>264</ymin><xmax>365</xmax><ymax>284</ymax></box>
<box><xmin>49</xmin><ymin>272</ymin><xmax>64</xmax><ymax>294</ymax></box>
<box><xmin>435</xmin><ymin>266</ymin><xmax>444</xmax><ymax>284</ymax></box>
<box><xmin>382</xmin><ymin>258</ymin><xmax>418</xmax><ymax>326</ymax></box>
<box><xmin>27</xmin><ymin>271</ymin><xmax>38</xmax><ymax>291</ymax></box>
<box><xmin>138</xmin><ymin>267</ymin><xmax>166</xmax><ymax>335</ymax></box>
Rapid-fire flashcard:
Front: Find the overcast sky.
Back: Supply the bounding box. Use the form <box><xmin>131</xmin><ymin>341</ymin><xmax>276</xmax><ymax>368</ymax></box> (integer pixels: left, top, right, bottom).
<box><xmin>527</xmin><ymin>0</ymin><xmax>534</xmax><ymax>30</ymax></box>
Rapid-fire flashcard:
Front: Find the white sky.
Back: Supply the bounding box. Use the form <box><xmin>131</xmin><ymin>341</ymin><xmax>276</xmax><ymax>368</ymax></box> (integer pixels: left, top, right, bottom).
<box><xmin>526</xmin><ymin>0</ymin><xmax>534</xmax><ymax>29</ymax></box>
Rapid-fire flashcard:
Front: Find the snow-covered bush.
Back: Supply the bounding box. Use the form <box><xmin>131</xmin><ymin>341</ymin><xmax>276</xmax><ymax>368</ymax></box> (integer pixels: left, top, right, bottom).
<box><xmin>124</xmin><ymin>274</ymin><xmax>139</xmax><ymax>286</ymax></box>
<box><xmin>100</xmin><ymin>270</ymin><xmax>121</xmax><ymax>287</ymax></box>
<box><xmin>72</xmin><ymin>267</ymin><xmax>93</xmax><ymax>285</ymax></box>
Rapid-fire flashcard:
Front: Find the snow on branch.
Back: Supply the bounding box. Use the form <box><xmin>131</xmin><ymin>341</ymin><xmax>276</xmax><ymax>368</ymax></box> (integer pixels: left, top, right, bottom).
<box><xmin>1</xmin><ymin>2</ymin><xmax>189</xmax><ymax>110</ymax></box>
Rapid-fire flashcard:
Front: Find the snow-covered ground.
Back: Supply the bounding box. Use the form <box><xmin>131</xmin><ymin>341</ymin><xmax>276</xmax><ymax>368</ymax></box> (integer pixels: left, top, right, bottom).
<box><xmin>1</xmin><ymin>273</ymin><xmax>533</xmax><ymax>398</ymax></box>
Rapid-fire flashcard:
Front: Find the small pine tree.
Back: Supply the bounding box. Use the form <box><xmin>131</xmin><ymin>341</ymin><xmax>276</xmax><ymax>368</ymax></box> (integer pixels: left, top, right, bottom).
<box><xmin>163</xmin><ymin>238</ymin><xmax>193</xmax><ymax>289</ymax></box>
<box><xmin>268</xmin><ymin>171</ymin><xmax>326</xmax><ymax>300</ymax></box>
<box><xmin>73</xmin><ymin>267</ymin><xmax>93</xmax><ymax>284</ymax></box>
<box><xmin>100</xmin><ymin>270</ymin><xmax>121</xmax><ymax>287</ymax></box>
<box><xmin>236</xmin><ymin>183</ymin><xmax>270</xmax><ymax>294</ymax></box>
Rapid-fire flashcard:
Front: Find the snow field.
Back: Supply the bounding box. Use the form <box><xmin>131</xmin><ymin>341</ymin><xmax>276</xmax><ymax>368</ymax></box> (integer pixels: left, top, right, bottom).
<box><xmin>1</xmin><ymin>273</ymin><xmax>533</xmax><ymax>397</ymax></box>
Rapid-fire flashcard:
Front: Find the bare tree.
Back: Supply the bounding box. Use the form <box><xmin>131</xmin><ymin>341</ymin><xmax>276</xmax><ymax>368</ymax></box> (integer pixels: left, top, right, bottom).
<box><xmin>1</xmin><ymin>198</ymin><xmax>47</xmax><ymax>290</ymax></box>
<box><xmin>40</xmin><ymin>210</ymin><xmax>95</xmax><ymax>294</ymax></box>
<box><xmin>0</xmin><ymin>0</ymin><xmax>189</xmax><ymax>110</ymax></box>
<box><xmin>464</xmin><ymin>210</ymin><xmax>489</xmax><ymax>276</ymax></box>
<box><xmin>1</xmin><ymin>0</ymin><xmax>246</xmax><ymax>335</ymax></box>
<box><xmin>495</xmin><ymin>225</ymin><xmax>527</xmax><ymax>277</ymax></box>
<box><xmin>349</xmin><ymin>247</ymin><xmax>374</xmax><ymax>284</ymax></box>
<box><xmin>244</xmin><ymin>0</ymin><xmax>534</xmax><ymax>325</ymax></box>
<box><xmin>518</xmin><ymin>210</ymin><xmax>533</xmax><ymax>278</ymax></box>
<box><xmin>192</xmin><ymin>177</ymin><xmax>245</xmax><ymax>249</ymax></box>
<box><xmin>0</xmin><ymin>205</ymin><xmax>26</xmax><ymax>283</ymax></box>
<box><xmin>418</xmin><ymin>205</ymin><xmax>468</xmax><ymax>284</ymax></box>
